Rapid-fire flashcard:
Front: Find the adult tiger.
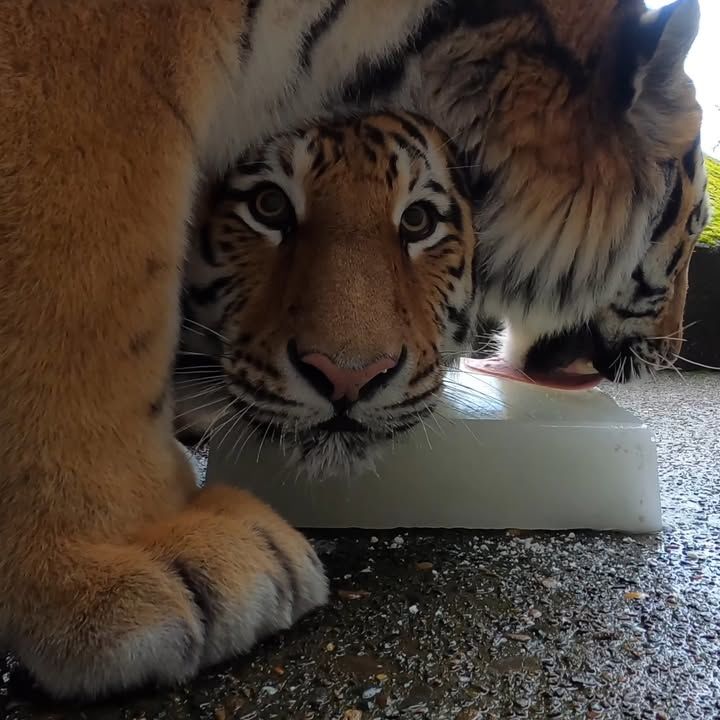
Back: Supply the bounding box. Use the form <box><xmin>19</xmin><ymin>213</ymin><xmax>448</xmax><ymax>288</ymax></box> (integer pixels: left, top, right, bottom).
<box><xmin>0</xmin><ymin>0</ymin><xmax>706</xmax><ymax>700</ymax></box>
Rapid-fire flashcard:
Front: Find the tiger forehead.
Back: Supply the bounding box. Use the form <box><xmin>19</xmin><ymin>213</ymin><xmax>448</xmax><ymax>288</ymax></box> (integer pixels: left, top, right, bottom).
<box><xmin>289</xmin><ymin>114</ymin><xmax>453</xmax><ymax>186</ymax></box>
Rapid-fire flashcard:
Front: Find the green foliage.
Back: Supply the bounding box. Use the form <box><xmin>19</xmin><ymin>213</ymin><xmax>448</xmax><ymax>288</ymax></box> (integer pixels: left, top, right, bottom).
<box><xmin>700</xmin><ymin>155</ymin><xmax>720</xmax><ymax>247</ymax></box>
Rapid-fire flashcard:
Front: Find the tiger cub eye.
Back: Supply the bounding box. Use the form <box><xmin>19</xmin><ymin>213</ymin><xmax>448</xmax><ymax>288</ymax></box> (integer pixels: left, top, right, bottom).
<box><xmin>249</xmin><ymin>184</ymin><xmax>296</xmax><ymax>230</ymax></box>
<box><xmin>400</xmin><ymin>202</ymin><xmax>437</xmax><ymax>243</ymax></box>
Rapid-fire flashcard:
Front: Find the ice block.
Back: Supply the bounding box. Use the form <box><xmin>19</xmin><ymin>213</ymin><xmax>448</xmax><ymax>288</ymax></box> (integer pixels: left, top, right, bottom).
<box><xmin>204</xmin><ymin>361</ymin><xmax>661</xmax><ymax>533</ymax></box>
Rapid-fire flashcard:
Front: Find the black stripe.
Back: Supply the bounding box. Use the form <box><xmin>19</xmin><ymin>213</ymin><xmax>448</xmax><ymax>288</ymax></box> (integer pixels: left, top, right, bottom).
<box><xmin>666</xmin><ymin>241</ymin><xmax>685</xmax><ymax>275</ymax></box>
<box><xmin>188</xmin><ymin>276</ymin><xmax>233</xmax><ymax>306</ymax></box>
<box><xmin>610</xmin><ymin>304</ymin><xmax>660</xmax><ymax>320</ymax></box>
<box><xmin>391</xmin><ymin>132</ymin><xmax>422</xmax><ymax>159</ymax></box>
<box><xmin>233</xmin><ymin>160</ymin><xmax>270</xmax><ymax>176</ymax></box>
<box><xmin>239</xmin><ymin>0</ymin><xmax>263</xmax><ymax>58</ymax></box>
<box><xmin>317</xmin><ymin>125</ymin><xmax>346</xmax><ymax>145</ymax></box>
<box><xmin>233</xmin><ymin>350</ymin><xmax>281</xmax><ymax>380</ymax></box>
<box><xmin>469</xmin><ymin>168</ymin><xmax>497</xmax><ymax>206</ymax></box>
<box><xmin>425</xmin><ymin>180</ymin><xmax>446</xmax><ymax>195</ymax></box>
<box><xmin>651</xmin><ymin>168</ymin><xmax>683</xmax><ymax>244</ymax></box>
<box><xmin>447</xmin><ymin>305</ymin><xmax>470</xmax><ymax>344</ymax></box>
<box><xmin>253</xmin><ymin>526</ymin><xmax>298</xmax><ymax>609</ymax></box>
<box><xmin>449</xmin><ymin>257</ymin><xmax>466</xmax><ymax>279</ymax></box>
<box><xmin>229</xmin><ymin>371</ymin><xmax>299</xmax><ymax>407</ymax></box>
<box><xmin>631</xmin><ymin>266</ymin><xmax>665</xmax><ymax>301</ymax></box>
<box><xmin>388</xmin><ymin>152</ymin><xmax>399</xmax><ymax>179</ymax></box>
<box><xmin>519</xmin><ymin>272</ymin><xmax>540</xmax><ymax>315</ymax></box>
<box><xmin>682</xmin><ymin>136</ymin><xmax>701</xmax><ymax>181</ymax></box>
<box><xmin>221</xmin><ymin>297</ymin><xmax>247</xmax><ymax>325</ymax></box>
<box><xmin>361</xmin><ymin>142</ymin><xmax>378</xmax><ymax>164</ymax></box>
<box><xmin>425</xmin><ymin>234</ymin><xmax>461</xmax><ymax>255</ymax></box>
<box><xmin>197</xmin><ymin>223</ymin><xmax>221</xmax><ymax>267</ymax></box>
<box><xmin>342</xmin><ymin>54</ymin><xmax>408</xmax><ymax>105</ymax></box>
<box><xmin>385</xmin><ymin>385</ymin><xmax>439</xmax><ymax>410</ymax></box>
<box><xmin>409</xmin><ymin>362</ymin><xmax>439</xmax><ymax>387</ymax></box>
<box><xmin>383</xmin><ymin>111</ymin><xmax>429</xmax><ymax>149</ymax></box>
<box><xmin>686</xmin><ymin>198</ymin><xmax>708</xmax><ymax>236</ymax></box>
<box><xmin>557</xmin><ymin>260</ymin><xmax>577</xmax><ymax>311</ymax></box>
<box><xmin>277</xmin><ymin>149</ymin><xmax>294</xmax><ymax>178</ymax></box>
<box><xmin>311</xmin><ymin>146</ymin><xmax>327</xmax><ymax>173</ymax></box>
<box><xmin>362</xmin><ymin>123</ymin><xmax>387</xmax><ymax>147</ymax></box>
<box><xmin>299</xmin><ymin>0</ymin><xmax>350</xmax><ymax>69</ymax></box>
<box><xmin>172</xmin><ymin>560</ymin><xmax>217</xmax><ymax>637</ymax></box>
<box><xmin>442</xmin><ymin>198</ymin><xmax>464</xmax><ymax>232</ymax></box>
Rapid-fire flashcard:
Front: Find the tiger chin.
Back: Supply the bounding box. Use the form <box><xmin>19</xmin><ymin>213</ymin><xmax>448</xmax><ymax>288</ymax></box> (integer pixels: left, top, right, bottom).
<box><xmin>178</xmin><ymin>112</ymin><xmax>480</xmax><ymax>478</ymax></box>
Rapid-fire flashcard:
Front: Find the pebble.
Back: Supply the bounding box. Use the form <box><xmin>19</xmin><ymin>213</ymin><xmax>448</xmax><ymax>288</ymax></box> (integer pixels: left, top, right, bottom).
<box><xmin>541</xmin><ymin>577</ymin><xmax>562</xmax><ymax>590</ymax></box>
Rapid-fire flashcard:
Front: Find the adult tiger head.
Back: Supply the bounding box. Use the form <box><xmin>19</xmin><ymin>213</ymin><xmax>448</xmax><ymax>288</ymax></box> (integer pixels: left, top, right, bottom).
<box><xmin>179</xmin><ymin>112</ymin><xmax>479</xmax><ymax>476</ymax></box>
<box><xmin>384</xmin><ymin>0</ymin><xmax>709</xmax><ymax>384</ymax></box>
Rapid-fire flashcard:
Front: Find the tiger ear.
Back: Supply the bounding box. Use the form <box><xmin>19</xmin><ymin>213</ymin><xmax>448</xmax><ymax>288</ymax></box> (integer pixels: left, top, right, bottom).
<box><xmin>618</xmin><ymin>0</ymin><xmax>701</xmax><ymax>150</ymax></box>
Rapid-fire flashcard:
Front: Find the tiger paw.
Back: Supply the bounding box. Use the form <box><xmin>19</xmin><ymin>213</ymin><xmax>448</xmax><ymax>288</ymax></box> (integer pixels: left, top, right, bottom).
<box><xmin>12</xmin><ymin>487</ymin><xmax>327</xmax><ymax>699</ymax></box>
<box><xmin>138</xmin><ymin>485</ymin><xmax>329</xmax><ymax>667</ymax></box>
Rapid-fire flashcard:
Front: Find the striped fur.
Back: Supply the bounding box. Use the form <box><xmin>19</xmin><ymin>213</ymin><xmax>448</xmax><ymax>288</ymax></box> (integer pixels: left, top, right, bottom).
<box><xmin>180</xmin><ymin>112</ymin><xmax>479</xmax><ymax>476</ymax></box>
<box><xmin>205</xmin><ymin>0</ymin><xmax>707</xmax><ymax>379</ymax></box>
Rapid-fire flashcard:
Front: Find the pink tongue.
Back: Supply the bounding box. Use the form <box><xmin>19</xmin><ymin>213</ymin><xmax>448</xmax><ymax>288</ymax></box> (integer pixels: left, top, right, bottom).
<box><xmin>464</xmin><ymin>357</ymin><xmax>603</xmax><ymax>391</ymax></box>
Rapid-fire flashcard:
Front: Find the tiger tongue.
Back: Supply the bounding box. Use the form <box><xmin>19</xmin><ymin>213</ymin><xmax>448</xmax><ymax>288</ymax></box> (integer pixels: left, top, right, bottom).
<box><xmin>464</xmin><ymin>357</ymin><xmax>603</xmax><ymax>391</ymax></box>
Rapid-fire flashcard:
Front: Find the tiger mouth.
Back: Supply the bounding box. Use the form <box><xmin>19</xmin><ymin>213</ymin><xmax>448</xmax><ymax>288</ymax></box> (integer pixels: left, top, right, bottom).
<box><xmin>297</xmin><ymin>417</ymin><xmax>421</xmax><ymax>478</ymax></box>
<box><xmin>240</xmin><ymin>411</ymin><xmax>421</xmax><ymax>447</ymax></box>
<box><xmin>314</xmin><ymin>415</ymin><xmax>369</xmax><ymax>434</ymax></box>
<box><xmin>494</xmin><ymin>323</ymin><xmax>662</xmax><ymax>387</ymax></box>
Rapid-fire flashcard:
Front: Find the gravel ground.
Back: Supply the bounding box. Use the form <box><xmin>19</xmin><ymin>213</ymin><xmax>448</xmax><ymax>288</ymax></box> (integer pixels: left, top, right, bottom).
<box><xmin>2</xmin><ymin>373</ymin><xmax>719</xmax><ymax>720</ymax></box>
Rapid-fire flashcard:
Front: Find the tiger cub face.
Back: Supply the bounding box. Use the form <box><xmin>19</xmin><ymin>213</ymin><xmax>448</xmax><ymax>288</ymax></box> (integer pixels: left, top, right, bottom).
<box><xmin>180</xmin><ymin>112</ymin><xmax>479</xmax><ymax>477</ymax></box>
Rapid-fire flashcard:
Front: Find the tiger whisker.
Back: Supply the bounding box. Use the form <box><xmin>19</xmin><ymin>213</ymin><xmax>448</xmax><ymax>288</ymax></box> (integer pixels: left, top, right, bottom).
<box><xmin>444</xmin><ymin>162</ymin><xmax>486</xmax><ymax>171</ymax></box>
<box><xmin>182</xmin><ymin>318</ymin><xmax>229</xmax><ymax>343</ymax></box>
<box><xmin>174</xmin><ymin>364</ymin><xmax>225</xmax><ymax>373</ymax></box>
<box><xmin>213</xmin><ymin>401</ymin><xmax>257</xmax><ymax>450</ymax></box>
<box><xmin>232</xmin><ymin>423</ymin><xmax>260</xmax><ymax>461</ymax></box>
<box><xmin>437</xmin><ymin>383</ymin><xmax>510</xmax><ymax>414</ymax></box>
<box><xmin>671</xmin><ymin>354</ymin><xmax>720</xmax><ymax>372</ymax></box>
<box><xmin>177</xmin><ymin>350</ymin><xmax>234</xmax><ymax>360</ymax></box>
<box><xmin>173</xmin><ymin>376</ymin><xmax>226</xmax><ymax>387</ymax></box>
<box><xmin>646</xmin><ymin>335</ymin><xmax>687</xmax><ymax>344</ymax></box>
<box><xmin>437</xmin><ymin>126</ymin><xmax>470</xmax><ymax>152</ymax></box>
<box><xmin>423</xmin><ymin>401</ymin><xmax>446</xmax><ymax>437</ymax></box>
<box><xmin>443</xmin><ymin>366</ymin><xmax>521</xmax><ymax>395</ymax></box>
<box><xmin>174</xmin><ymin>394</ymin><xmax>230</xmax><ymax>420</ymax></box>
<box><xmin>430</xmin><ymin>392</ymin><xmax>485</xmax><ymax>446</ymax></box>
<box><xmin>256</xmin><ymin>422</ymin><xmax>274</xmax><ymax>463</ymax></box>
<box><xmin>175</xmin><ymin>384</ymin><xmax>228</xmax><ymax>405</ymax></box>
<box><xmin>194</xmin><ymin>397</ymin><xmax>239</xmax><ymax>449</ymax></box>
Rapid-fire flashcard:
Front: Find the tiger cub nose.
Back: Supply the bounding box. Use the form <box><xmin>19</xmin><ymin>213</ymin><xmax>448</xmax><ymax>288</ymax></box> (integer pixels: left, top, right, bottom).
<box><xmin>288</xmin><ymin>341</ymin><xmax>405</xmax><ymax>404</ymax></box>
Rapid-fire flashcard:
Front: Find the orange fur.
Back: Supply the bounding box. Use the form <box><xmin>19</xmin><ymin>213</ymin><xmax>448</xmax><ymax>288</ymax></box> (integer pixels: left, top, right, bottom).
<box><xmin>0</xmin><ymin>1</ymin><xmax>326</xmax><ymax>700</ymax></box>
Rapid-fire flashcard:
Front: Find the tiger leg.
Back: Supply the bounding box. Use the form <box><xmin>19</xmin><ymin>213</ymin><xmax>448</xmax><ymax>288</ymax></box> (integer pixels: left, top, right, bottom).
<box><xmin>0</xmin><ymin>1</ymin><xmax>326</xmax><ymax>699</ymax></box>
<box><xmin>7</xmin><ymin>455</ymin><xmax>326</xmax><ymax>699</ymax></box>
